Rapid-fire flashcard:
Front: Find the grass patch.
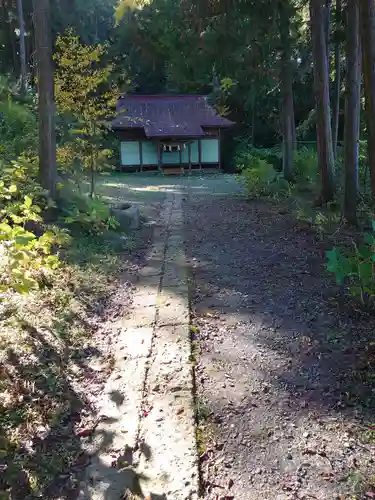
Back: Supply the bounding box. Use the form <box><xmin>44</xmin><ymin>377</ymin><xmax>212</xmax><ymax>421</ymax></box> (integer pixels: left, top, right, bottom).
<box><xmin>195</xmin><ymin>397</ymin><xmax>215</xmax><ymax>456</ymax></box>
<box><xmin>196</xmin><ymin>426</ymin><xmax>210</xmax><ymax>456</ymax></box>
<box><xmin>189</xmin><ymin>325</ymin><xmax>200</xmax><ymax>365</ymax></box>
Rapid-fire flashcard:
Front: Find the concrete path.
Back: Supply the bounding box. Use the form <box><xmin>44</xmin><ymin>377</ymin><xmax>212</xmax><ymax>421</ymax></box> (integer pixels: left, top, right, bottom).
<box><xmin>78</xmin><ymin>190</ymin><xmax>198</xmax><ymax>500</ymax></box>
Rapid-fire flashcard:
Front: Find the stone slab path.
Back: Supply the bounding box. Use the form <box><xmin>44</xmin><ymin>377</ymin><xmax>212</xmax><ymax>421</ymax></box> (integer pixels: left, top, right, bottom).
<box><xmin>78</xmin><ymin>190</ymin><xmax>198</xmax><ymax>500</ymax></box>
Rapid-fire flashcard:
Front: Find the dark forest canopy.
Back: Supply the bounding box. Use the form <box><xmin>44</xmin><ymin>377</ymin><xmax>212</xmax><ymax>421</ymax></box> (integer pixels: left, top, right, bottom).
<box><xmin>1</xmin><ymin>0</ymin><xmax>374</xmax><ymax>217</ymax></box>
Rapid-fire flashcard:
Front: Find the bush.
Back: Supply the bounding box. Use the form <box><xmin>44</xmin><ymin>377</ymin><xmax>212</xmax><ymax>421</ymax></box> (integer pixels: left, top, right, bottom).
<box><xmin>0</xmin><ymin>158</ymin><xmax>70</xmax><ymax>294</ymax></box>
<box><xmin>59</xmin><ymin>187</ymin><xmax>119</xmax><ymax>234</ymax></box>
<box><xmin>326</xmin><ymin>221</ymin><xmax>375</xmax><ymax>307</ymax></box>
<box><xmin>238</xmin><ymin>155</ymin><xmax>277</xmax><ymax>198</ymax></box>
<box><xmin>0</xmin><ymin>100</ymin><xmax>38</xmax><ymax>159</ymax></box>
<box><xmin>293</xmin><ymin>148</ymin><xmax>318</xmax><ymax>186</ymax></box>
<box><xmin>236</xmin><ymin>144</ymin><xmax>282</xmax><ymax>171</ymax></box>
<box><xmin>238</xmin><ymin>146</ymin><xmax>296</xmax><ymax>199</ymax></box>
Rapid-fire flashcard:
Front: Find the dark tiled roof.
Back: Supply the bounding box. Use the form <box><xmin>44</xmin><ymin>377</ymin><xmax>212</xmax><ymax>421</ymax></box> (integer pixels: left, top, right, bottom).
<box><xmin>111</xmin><ymin>94</ymin><xmax>234</xmax><ymax>138</ymax></box>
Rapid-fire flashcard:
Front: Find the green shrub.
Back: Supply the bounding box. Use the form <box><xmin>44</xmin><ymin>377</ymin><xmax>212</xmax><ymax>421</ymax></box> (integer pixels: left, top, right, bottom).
<box><xmin>293</xmin><ymin>148</ymin><xmax>318</xmax><ymax>185</ymax></box>
<box><xmin>238</xmin><ymin>156</ymin><xmax>277</xmax><ymax>198</ymax></box>
<box><xmin>0</xmin><ymin>159</ymin><xmax>70</xmax><ymax>294</ymax></box>
<box><xmin>295</xmin><ymin>200</ymin><xmax>341</xmax><ymax>239</ymax></box>
<box><xmin>326</xmin><ymin>221</ymin><xmax>375</xmax><ymax>307</ymax></box>
<box><xmin>236</xmin><ymin>145</ymin><xmax>282</xmax><ymax>172</ymax></box>
<box><xmin>0</xmin><ymin>101</ymin><xmax>38</xmax><ymax>159</ymax></box>
<box><xmin>358</xmin><ymin>140</ymin><xmax>371</xmax><ymax>198</ymax></box>
<box><xmin>59</xmin><ymin>187</ymin><xmax>119</xmax><ymax>234</ymax></box>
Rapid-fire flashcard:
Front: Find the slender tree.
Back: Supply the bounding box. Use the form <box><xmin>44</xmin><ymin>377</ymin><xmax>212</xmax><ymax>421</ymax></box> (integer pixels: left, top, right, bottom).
<box><xmin>310</xmin><ymin>0</ymin><xmax>335</xmax><ymax>202</ymax></box>
<box><xmin>279</xmin><ymin>0</ymin><xmax>294</xmax><ymax>181</ymax></box>
<box><xmin>343</xmin><ymin>0</ymin><xmax>361</xmax><ymax>224</ymax></box>
<box><xmin>325</xmin><ymin>0</ymin><xmax>332</xmax><ymax>69</ymax></box>
<box><xmin>359</xmin><ymin>0</ymin><xmax>375</xmax><ymax>204</ymax></box>
<box><xmin>16</xmin><ymin>0</ymin><xmax>27</xmax><ymax>93</ymax></box>
<box><xmin>332</xmin><ymin>0</ymin><xmax>342</xmax><ymax>159</ymax></box>
<box><xmin>33</xmin><ymin>0</ymin><xmax>57</xmax><ymax>199</ymax></box>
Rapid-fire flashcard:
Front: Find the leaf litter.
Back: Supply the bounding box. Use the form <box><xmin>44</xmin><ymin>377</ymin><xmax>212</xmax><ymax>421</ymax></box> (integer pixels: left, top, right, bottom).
<box><xmin>184</xmin><ymin>192</ymin><xmax>375</xmax><ymax>500</ymax></box>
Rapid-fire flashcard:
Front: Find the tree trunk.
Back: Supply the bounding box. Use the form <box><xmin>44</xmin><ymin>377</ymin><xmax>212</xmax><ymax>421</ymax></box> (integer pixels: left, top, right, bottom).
<box><xmin>359</xmin><ymin>0</ymin><xmax>375</xmax><ymax>204</ymax></box>
<box><xmin>291</xmin><ymin>88</ymin><xmax>297</xmax><ymax>150</ymax></box>
<box><xmin>8</xmin><ymin>14</ymin><xmax>18</xmax><ymax>73</ymax></box>
<box><xmin>90</xmin><ymin>155</ymin><xmax>95</xmax><ymax>198</ymax></box>
<box><xmin>279</xmin><ymin>1</ymin><xmax>294</xmax><ymax>181</ymax></box>
<box><xmin>332</xmin><ymin>0</ymin><xmax>342</xmax><ymax>159</ymax></box>
<box><xmin>17</xmin><ymin>0</ymin><xmax>27</xmax><ymax>93</ymax></box>
<box><xmin>310</xmin><ymin>0</ymin><xmax>335</xmax><ymax>202</ymax></box>
<box><xmin>325</xmin><ymin>0</ymin><xmax>332</xmax><ymax>70</ymax></box>
<box><xmin>343</xmin><ymin>0</ymin><xmax>361</xmax><ymax>225</ymax></box>
<box><xmin>33</xmin><ymin>0</ymin><xmax>57</xmax><ymax>199</ymax></box>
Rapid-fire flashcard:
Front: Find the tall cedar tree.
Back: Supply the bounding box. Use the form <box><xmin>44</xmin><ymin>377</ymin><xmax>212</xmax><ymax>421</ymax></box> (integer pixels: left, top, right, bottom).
<box><xmin>33</xmin><ymin>0</ymin><xmax>57</xmax><ymax>199</ymax></box>
<box><xmin>343</xmin><ymin>0</ymin><xmax>361</xmax><ymax>224</ymax></box>
<box><xmin>17</xmin><ymin>0</ymin><xmax>27</xmax><ymax>92</ymax></box>
<box><xmin>278</xmin><ymin>0</ymin><xmax>294</xmax><ymax>182</ymax></box>
<box><xmin>359</xmin><ymin>0</ymin><xmax>375</xmax><ymax>204</ymax></box>
<box><xmin>332</xmin><ymin>0</ymin><xmax>342</xmax><ymax>159</ymax></box>
<box><xmin>310</xmin><ymin>0</ymin><xmax>335</xmax><ymax>203</ymax></box>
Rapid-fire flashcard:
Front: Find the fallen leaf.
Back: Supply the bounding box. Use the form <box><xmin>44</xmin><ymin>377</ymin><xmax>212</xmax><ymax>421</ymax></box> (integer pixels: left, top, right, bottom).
<box><xmin>76</xmin><ymin>428</ymin><xmax>92</xmax><ymax>438</ymax></box>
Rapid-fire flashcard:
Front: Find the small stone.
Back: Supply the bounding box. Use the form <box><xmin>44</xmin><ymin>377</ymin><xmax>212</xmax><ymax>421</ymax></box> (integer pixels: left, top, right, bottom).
<box><xmin>303</xmin><ymin>431</ymin><xmax>310</xmax><ymax>438</ymax></box>
<box><xmin>286</xmin><ymin>453</ymin><xmax>293</xmax><ymax>460</ymax></box>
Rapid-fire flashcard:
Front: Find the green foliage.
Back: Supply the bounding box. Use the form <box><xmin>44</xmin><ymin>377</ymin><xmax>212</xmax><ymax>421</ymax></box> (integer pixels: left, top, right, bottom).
<box><xmin>0</xmin><ymin>158</ymin><xmax>70</xmax><ymax>295</ymax></box>
<box><xmin>0</xmin><ymin>156</ymin><xmax>44</xmax><ymax>201</ymax></box>
<box><xmin>293</xmin><ymin>148</ymin><xmax>318</xmax><ymax>186</ymax></box>
<box><xmin>114</xmin><ymin>0</ymin><xmax>148</xmax><ymax>24</ymax></box>
<box><xmin>238</xmin><ymin>155</ymin><xmax>277</xmax><ymax>198</ymax></box>
<box><xmin>358</xmin><ymin>140</ymin><xmax>371</xmax><ymax>199</ymax></box>
<box><xmin>237</xmin><ymin>146</ymin><xmax>294</xmax><ymax>199</ymax></box>
<box><xmin>59</xmin><ymin>188</ymin><xmax>119</xmax><ymax>234</ymax></box>
<box><xmin>295</xmin><ymin>200</ymin><xmax>341</xmax><ymax>240</ymax></box>
<box><xmin>236</xmin><ymin>143</ymin><xmax>282</xmax><ymax>171</ymax></box>
<box><xmin>326</xmin><ymin>221</ymin><xmax>375</xmax><ymax>307</ymax></box>
<box><xmin>54</xmin><ymin>30</ymin><xmax>119</xmax><ymax>195</ymax></box>
<box><xmin>0</xmin><ymin>100</ymin><xmax>38</xmax><ymax>159</ymax></box>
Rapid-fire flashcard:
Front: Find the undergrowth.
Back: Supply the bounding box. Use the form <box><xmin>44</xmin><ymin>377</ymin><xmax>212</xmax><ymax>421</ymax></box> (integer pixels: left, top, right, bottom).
<box><xmin>236</xmin><ymin>145</ymin><xmax>375</xmax><ymax>312</ymax></box>
<box><xmin>0</xmin><ymin>229</ymin><xmax>131</xmax><ymax>498</ymax></box>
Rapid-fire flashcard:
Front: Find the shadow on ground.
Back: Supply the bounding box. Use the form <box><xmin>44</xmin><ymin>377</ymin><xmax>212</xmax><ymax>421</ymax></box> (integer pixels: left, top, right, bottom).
<box><xmin>183</xmin><ymin>194</ymin><xmax>375</xmax><ymax>498</ymax></box>
<box><xmin>0</xmin><ymin>188</ymin><xmax>161</xmax><ymax>499</ymax></box>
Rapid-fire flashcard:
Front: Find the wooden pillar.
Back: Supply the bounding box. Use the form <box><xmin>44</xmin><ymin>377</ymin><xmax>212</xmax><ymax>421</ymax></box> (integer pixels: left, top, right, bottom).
<box><xmin>157</xmin><ymin>140</ymin><xmax>162</xmax><ymax>174</ymax></box>
<box><xmin>179</xmin><ymin>144</ymin><xmax>183</xmax><ymax>174</ymax></box>
<box><xmin>198</xmin><ymin>138</ymin><xmax>202</xmax><ymax>170</ymax></box>
<box><xmin>139</xmin><ymin>140</ymin><xmax>143</xmax><ymax>172</ymax></box>
<box><xmin>188</xmin><ymin>141</ymin><xmax>192</xmax><ymax>174</ymax></box>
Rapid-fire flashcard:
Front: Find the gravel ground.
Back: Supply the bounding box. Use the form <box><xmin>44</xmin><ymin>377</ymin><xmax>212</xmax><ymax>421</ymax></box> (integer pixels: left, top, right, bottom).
<box><xmin>184</xmin><ymin>190</ymin><xmax>375</xmax><ymax>500</ymax></box>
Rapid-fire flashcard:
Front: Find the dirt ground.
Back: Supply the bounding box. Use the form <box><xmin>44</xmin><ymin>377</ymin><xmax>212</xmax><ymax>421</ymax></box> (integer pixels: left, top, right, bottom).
<box><xmin>3</xmin><ymin>172</ymin><xmax>374</xmax><ymax>500</ymax></box>
<box><xmin>183</xmin><ymin>186</ymin><xmax>375</xmax><ymax>500</ymax></box>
